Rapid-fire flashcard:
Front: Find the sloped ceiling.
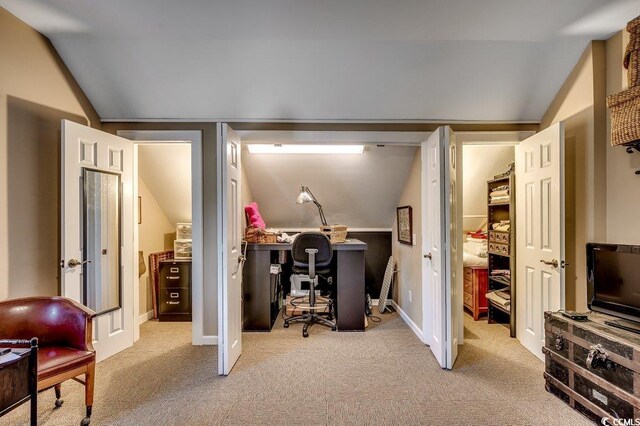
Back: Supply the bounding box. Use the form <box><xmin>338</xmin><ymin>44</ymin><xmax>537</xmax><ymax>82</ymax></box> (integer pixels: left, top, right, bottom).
<box><xmin>462</xmin><ymin>144</ymin><xmax>514</xmax><ymax>231</ymax></box>
<box><xmin>242</xmin><ymin>145</ymin><xmax>418</xmax><ymax>229</ymax></box>
<box><xmin>2</xmin><ymin>0</ymin><xmax>639</xmax><ymax>121</ymax></box>
<box><xmin>138</xmin><ymin>144</ymin><xmax>191</xmax><ymax>226</ymax></box>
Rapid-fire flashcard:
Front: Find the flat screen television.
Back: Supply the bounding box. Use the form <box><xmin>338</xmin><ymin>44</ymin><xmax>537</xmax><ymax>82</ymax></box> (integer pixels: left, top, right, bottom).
<box><xmin>587</xmin><ymin>243</ymin><xmax>640</xmax><ymax>323</ymax></box>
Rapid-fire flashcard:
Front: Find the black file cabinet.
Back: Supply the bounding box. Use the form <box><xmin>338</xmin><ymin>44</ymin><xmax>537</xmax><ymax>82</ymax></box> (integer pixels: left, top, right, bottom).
<box><xmin>158</xmin><ymin>259</ymin><xmax>192</xmax><ymax>321</ymax></box>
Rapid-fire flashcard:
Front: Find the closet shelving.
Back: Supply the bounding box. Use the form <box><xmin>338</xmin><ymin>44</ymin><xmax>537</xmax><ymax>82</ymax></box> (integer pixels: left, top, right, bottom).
<box><xmin>486</xmin><ymin>172</ymin><xmax>516</xmax><ymax>337</ymax></box>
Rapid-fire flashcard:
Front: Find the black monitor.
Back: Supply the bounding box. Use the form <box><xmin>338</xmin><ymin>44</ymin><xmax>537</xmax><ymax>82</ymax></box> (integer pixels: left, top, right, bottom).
<box><xmin>587</xmin><ymin>243</ymin><xmax>640</xmax><ymax>324</ymax></box>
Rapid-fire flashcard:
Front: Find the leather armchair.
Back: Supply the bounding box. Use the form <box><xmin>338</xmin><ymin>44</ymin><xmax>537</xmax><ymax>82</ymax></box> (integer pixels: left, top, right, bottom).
<box><xmin>0</xmin><ymin>297</ymin><xmax>97</xmax><ymax>425</ymax></box>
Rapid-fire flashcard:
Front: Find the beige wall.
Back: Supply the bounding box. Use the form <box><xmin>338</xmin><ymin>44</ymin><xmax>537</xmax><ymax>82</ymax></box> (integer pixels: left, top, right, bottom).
<box><xmin>538</xmin><ymin>41</ymin><xmax>607</xmax><ymax>311</ymax></box>
<box><xmin>605</xmin><ymin>31</ymin><xmax>639</xmax><ymax>244</ymax></box>
<box><xmin>138</xmin><ymin>177</ymin><xmax>175</xmax><ymax>315</ymax></box>
<box><xmin>241</xmin><ymin>165</ymin><xmax>254</xmax><ymax>229</ymax></box>
<box><xmin>0</xmin><ymin>9</ymin><xmax>100</xmax><ymax>301</ymax></box>
<box><xmin>391</xmin><ymin>149</ymin><xmax>422</xmax><ymax>330</ymax></box>
<box><xmin>462</xmin><ymin>145</ymin><xmax>515</xmax><ymax>231</ymax></box>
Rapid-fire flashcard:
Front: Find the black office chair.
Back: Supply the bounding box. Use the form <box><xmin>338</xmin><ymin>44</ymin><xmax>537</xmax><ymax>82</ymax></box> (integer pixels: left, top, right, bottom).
<box><xmin>284</xmin><ymin>232</ymin><xmax>336</xmax><ymax>337</ymax></box>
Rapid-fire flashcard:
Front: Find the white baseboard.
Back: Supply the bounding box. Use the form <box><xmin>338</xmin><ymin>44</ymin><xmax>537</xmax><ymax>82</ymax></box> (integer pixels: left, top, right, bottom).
<box><xmin>199</xmin><ymin>335</ymin><xmax>218</xmax><ymax>345</ymax></box>
<box><xmin>137</xmin><ymin>310</ymin><xmax>154</xmax><ymax>326</ymax></box>
<box><xmin>390</xmin><ymin>300</ymin><xmax>424</xmax><ymax>343</ymax></box>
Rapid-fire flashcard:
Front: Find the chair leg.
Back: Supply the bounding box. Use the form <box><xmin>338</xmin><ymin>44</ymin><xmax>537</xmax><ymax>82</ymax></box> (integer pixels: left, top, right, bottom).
<box><xmin>81</xmin><ymin>361</ymin><xmax>95</xmax><ymax>426</ymax></box>
<box><xmin>54</xmin><ymin>384</ymin><xmax>63</xmax><ymax>408</ymax></box>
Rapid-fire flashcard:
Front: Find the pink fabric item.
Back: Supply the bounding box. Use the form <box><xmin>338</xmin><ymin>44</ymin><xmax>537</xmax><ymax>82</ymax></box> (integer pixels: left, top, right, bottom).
<box><xmin>245</xmin><ymin>202</ymin><xmax>266</xmax><ymax>229</ymax></box>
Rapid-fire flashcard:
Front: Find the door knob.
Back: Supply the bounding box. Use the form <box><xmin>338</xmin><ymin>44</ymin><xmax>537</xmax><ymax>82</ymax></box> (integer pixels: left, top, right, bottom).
<box><xmin>540</xmin><ymin>259</ymin><xmax>559</xmax><ymax>268</ymax></box>
<box><xmin>67</xmin><ymin>258</ymin><xmax>91</xmax><ymax>268</ymax></box>
<box><xmin>424</xmin><ymin>253</ymin><xmax>432</xmax><ymax>260</ymax></box>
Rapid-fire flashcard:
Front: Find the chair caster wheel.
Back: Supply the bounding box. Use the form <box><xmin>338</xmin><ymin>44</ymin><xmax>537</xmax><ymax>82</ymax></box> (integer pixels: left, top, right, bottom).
<box><xmin>81</xmin><ymin>417</ymin><xmax>91</xmax><ymax>426</ymax></box>
<box><xmin>303</xmin><ymin>331</ymin><xmax>309</xmax><ymax>338</ymax></box>
<box><xmin>283</xmin><ymin>322</ymin><xmax>289</xmax><ymax>328</ymax></box>
<box><xmin>55</xmin><ymin>399</ymin><xmax>64</xmax><ymax>408</ymax></box>
<box><xmin>332</xmin><ymin>326</ymin><xmax>337</xmax><ymax>331</ymax></box>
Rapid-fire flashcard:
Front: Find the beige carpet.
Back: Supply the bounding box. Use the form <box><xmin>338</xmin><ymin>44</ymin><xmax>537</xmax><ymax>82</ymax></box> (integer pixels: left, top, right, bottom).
<box><xmin>4</xmin><ymin>310</ymin><xmax>591</xmax><ymax>425</ymax></box>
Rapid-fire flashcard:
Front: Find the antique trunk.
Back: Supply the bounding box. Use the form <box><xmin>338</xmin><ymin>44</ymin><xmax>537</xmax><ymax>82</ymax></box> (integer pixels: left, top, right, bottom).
<box><xmin>544</xmin><ymin>311</ymin><xmax>640</xmax><ymax>423</ymax></box>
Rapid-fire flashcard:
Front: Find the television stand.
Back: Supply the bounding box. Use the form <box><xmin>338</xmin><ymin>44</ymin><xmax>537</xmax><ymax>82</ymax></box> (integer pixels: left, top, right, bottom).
<box><xmin>604</xmin><ymin>318</ymin><xmax>640</xmax><ymax>335</ymax></box>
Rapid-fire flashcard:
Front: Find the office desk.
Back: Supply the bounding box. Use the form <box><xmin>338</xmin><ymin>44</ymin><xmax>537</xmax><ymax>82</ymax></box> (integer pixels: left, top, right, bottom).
<box><xmin>243</xmin><ymin>239</ymin><xmax>367</xmax><ymax>331</ymax></box>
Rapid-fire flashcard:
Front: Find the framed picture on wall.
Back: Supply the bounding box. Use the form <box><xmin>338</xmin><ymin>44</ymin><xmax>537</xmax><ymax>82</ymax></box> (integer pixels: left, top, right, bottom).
<box><xmin>396</xmin><ymin>206</ymin><xmax>413</xmax><ymax>245</ymax></box>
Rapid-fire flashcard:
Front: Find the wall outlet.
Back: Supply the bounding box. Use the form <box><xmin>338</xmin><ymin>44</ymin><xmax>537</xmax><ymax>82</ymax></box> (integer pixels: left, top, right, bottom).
<box><xmin>409</xmin><ymin>290</ymin><xmax>413</xmax><ymax>303</ymax></box>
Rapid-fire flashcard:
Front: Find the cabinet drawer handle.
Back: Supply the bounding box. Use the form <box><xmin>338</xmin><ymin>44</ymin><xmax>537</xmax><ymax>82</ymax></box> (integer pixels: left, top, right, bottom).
<box><xmin>170</xmin><ymin>293</ymin><xmax>179</xmax><ymax>298</ymax></box>
<box><xmin>170</xmin><ymin>267</ymin><xmax>179</xmax><ymax>273</ymax></box>
<box><xmin>167</xmin><ymin>276</ymin><xmax>180</xmax><ymax>280</ymax></box>
<box><xmin>167</xmin><ymin>301</ymin><xmax>180</xmax><ymax>305</ymax></box>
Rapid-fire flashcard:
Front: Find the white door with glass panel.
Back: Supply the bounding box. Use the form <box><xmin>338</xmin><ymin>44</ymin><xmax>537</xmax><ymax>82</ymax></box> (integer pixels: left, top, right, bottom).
<box><xmin>218</xmin><ymin>124</ymin><xmax>243</xmax><ymax>375</ymax></box>
<box><xmin>422</xmin><ymin>126</ymin><xmax>462</xmax><ymax>369</ymax></box>
<box><xmin>515</xmin><ymin>122</ymin><xmax>565</xmax><ymax>361</ymax></box>
<box><xmin>61</xmin><ymin>120</ymin><xmax>134</xmax><ymax>362</ymax></box>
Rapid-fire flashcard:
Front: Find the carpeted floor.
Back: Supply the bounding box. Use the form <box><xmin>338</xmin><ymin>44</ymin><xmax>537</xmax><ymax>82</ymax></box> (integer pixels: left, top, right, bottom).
<box><xmin>4</xmin><ymin>310</ymin><xmax>591</xmax><ymax>425</ymax></box>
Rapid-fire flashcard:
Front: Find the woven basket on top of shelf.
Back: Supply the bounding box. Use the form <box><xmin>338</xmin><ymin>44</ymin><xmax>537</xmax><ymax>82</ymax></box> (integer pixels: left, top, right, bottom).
<box><xmin>607</xmin><ymin>85</ymin><xmax>640</xmax><ymax>147</ymax></box>
<box><xmin>624</xmin><ymin>15</ymin><xmax>640</xmax><ymax>88</ymax></box>
<box><xmin>320</xmin><ymin>225</ymin><xmax>348</xmax><ymax>243</ymax></box>
<box><xmin>606</xmin><ymin>15</ymin><xmax>640</xmax><ymax>147</ymax></box>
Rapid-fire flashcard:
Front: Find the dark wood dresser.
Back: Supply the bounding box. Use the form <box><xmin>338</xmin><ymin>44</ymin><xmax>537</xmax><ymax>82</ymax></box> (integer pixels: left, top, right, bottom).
<box><xmin>158</xmin><ymin>259</ymin><xmax>192</xmax><ymax>321</ymax></box>
<box><xmin>543</xmin><ymin>311</ymin><xmax>640</xmax><ymax>423</ymax></box>
<box><xmin>463</xmin><ymin>266</ymin><xmax>488</xmax><ymax>320</ymax></box>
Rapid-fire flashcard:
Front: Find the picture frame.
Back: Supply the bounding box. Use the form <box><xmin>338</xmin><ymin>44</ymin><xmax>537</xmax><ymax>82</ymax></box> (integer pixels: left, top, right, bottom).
<box><xmin>396</xmin><ymin>206</ymin><xmax>413</xmax><ymax>245</ymax></box>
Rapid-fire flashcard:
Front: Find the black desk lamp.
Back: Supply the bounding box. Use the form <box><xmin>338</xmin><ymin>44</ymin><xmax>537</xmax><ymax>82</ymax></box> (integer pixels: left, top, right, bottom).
<box><xmin>297</xmin><ymin>185</ymin><xmax>328</xmax><ymax>226</ymax></box>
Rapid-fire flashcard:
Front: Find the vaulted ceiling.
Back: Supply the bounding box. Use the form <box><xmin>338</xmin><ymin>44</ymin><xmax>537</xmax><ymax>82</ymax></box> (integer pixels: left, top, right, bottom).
<box><xmin>1</xmin><ymin>0</ymin><xmax>638</xmax><ymax>121</ymax></box>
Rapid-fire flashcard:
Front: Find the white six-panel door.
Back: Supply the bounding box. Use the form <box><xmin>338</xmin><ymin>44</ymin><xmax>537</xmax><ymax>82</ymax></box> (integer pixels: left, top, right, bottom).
<box><xmin>516</xmin><ymin>122</ymin><xmax>565</xmax><ymax>361</ymax></box>
<box><xmin>218</xmin><ymin>124</ymin><xmax>243</xmax><ymax>375</ymax></box>
<box><xmin>61</xmin><ymin>120</ymin><xmax>134</xmax><ymax>362</ymax></box>
<box><xmin>422</xmin><ymin>127</ymin><xmax>461</xmax><ymax>369</ymax></box>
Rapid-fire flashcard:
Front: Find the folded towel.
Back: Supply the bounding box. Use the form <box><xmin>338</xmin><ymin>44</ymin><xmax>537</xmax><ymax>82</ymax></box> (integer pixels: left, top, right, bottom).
<box><xmin>490</xmin><ymin>195</ymin><xmax>510</xmax><ymax>202</ymax></box>
<box><xmin>493</xmin><ymin>185</ymin><xmax>509</xmax><ymax>192</ymax></box>
<box><xmin>490</xmin><ymin>189</ymin><xmax>509</xmax><ymax>197</ymax></box>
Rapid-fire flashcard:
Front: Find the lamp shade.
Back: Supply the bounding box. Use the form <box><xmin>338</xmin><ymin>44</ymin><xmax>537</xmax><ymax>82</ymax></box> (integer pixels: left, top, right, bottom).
<box><xmin>296</xmin><ymin>186</ymin><xmax>314</xmax><ymax>204</ymax></box>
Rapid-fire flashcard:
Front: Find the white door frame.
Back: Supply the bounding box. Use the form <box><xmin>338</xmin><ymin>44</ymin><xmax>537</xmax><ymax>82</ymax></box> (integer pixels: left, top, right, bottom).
<box><xmin>117</xmin><ymin>130</ymin><xmax>205</xmax><ymax>345</ymax></box>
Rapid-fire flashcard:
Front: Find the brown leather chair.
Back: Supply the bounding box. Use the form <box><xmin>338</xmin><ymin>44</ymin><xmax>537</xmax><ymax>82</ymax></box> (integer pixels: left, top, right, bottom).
<box><xmin>0</xmin><ymin>297</ymin><xmax>96</xmax><ymax>425</ymax></box>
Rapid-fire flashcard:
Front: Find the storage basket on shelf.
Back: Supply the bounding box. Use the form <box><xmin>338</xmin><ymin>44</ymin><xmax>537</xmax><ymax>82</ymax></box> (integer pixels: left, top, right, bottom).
<box><xmin>624</xmin><ymin>15</ymin><xmax>640</xmax><ymax>88</ymax></box>
<box><xmin>606</xmin><ymin>85</ymin><xmax>640</xmax><ymax>146</ymax></box>
<box><xmin>320</xmin><ymin>225</ymin><xmax>348</xmax><ymax>243</ymax></box>
<box><xmin>244</xmin><ymin>227</ymin><xmax>279</xmax><ymax>243</ymax></box>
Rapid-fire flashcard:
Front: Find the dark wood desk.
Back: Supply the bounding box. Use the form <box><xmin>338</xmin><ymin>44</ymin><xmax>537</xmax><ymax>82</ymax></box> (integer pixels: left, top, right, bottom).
<box><xmin>243</xmin><ymin>239</ymin><xmax>367</xmax><ymax>331</ymax></box>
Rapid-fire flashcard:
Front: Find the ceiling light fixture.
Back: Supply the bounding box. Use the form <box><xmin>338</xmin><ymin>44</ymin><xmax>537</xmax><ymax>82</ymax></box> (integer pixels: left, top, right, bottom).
<box><xmin>247</xmin><ymin>144</ymin><xmax>364</xmax><ymax>154</ymax></box>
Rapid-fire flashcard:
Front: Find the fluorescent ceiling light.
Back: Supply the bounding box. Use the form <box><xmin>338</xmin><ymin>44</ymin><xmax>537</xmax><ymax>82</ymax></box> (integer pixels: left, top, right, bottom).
<box><xmin>247</xmin><ymin>144</ymin><xmax>364</xmax><ymax>154</ymax></box>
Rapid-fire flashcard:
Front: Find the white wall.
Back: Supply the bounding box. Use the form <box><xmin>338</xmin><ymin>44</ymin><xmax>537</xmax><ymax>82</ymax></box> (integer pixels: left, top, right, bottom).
<box><xmin>391</xmin><ymin>149</ymin><xmax>422</xmax><ymax>330</ymax></box>
<box><xmin>242</xmin><ymin>145</ymin><xmax>417</xmax><ymax>229</ymax></box>
<box><xmin>138</xmin><ymin>177</ymin><xmax>175</xmax><ymax>315</ymax></box>
<box><xmin>462</xmin><ymin>145</ymin><xmax>515</xmax><ymax>231</ymax></box>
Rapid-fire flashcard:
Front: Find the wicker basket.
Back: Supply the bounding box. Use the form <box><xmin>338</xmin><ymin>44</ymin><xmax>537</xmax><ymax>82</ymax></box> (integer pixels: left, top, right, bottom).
<box><xmin>625</xmin><ymin>15</ymin><xmax>640</xmax><ymax>88</ymax></box>
<box><xmin>606</xmin><ymin>85</ymin><xmax>640</xmax><ymax>146</ymax></box>
<box><xmin>320</xmin><ymin>225</ymin><xmax>348</xmax><ymax>243</ymax></box>
<box><xmin>244</xmin><ymin>226</ymin><xmax>279</xmax><ymax>243</ymax></box>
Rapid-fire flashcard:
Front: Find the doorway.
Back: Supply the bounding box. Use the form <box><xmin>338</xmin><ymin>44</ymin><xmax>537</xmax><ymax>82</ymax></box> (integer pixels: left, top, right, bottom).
<box><xmin>117</xmin><ymin>130</ymin><xmax>204</xmax><ymax>345</ymax></box>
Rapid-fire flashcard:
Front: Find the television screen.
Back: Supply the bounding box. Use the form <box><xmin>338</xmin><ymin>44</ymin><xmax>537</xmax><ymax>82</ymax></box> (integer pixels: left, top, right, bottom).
<box><xmin>588</xmin><ymin>243</ymin><xmax>640</xmax><ymax>322</ymax></box>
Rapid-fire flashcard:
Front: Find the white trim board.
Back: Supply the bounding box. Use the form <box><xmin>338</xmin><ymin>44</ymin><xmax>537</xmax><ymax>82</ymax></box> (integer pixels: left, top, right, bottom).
<box><xmin>200</xmin><ymin>335</ymin><xmax>218</xmax><ymax>345</ymax></box>
<box><xmin>138</xmin><ymin>310</ymin><xmax>154</xmax><ymax>326</ymax></box>
<box><xmin>390</xmin><ymin>300</ymin><xmax>425</xmax><ymax>344</ymax></box>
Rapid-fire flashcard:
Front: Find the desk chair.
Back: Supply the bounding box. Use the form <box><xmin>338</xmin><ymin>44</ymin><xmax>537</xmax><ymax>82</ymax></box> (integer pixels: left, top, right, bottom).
<box><xmin>284</xmin><ymin>232</ymin><xmax>336</xmax><ymax>337</ymax></box>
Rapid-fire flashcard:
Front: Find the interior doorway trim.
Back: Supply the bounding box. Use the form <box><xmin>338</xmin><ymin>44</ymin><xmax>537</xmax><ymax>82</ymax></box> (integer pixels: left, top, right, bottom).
<box><xmin>117</xmin><ymin>130</ymin><xmax>205</xmax><ymax>345</ymax></box>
